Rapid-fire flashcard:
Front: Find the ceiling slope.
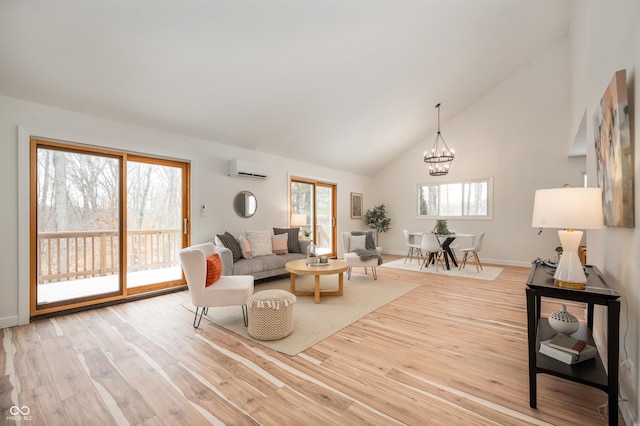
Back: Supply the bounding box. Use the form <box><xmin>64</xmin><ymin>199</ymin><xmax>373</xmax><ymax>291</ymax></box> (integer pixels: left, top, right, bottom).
<box><xmin>0</xmin><ymin>0</ymin><xmax>570</xmax><ymax>175</ymax></box>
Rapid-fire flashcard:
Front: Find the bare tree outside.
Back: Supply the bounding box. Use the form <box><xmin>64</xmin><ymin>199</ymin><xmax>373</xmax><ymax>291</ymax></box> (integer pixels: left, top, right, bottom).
<box><xmin>36</xmin><ymin>147</ymin><xmax>121</xmax><ymax>303</ymax></box>
<box><xmin>127</xmin><ymin>161</ymin><xmax>183</xmax><ymax>286</ymax></box>
<box><xmin>419</xmin><ymin>181</ymin><xmax>488</xmax><ymax>217</ymax></box>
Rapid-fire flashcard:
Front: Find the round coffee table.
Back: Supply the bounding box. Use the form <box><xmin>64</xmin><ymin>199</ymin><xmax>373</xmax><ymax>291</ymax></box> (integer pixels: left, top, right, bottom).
<box><xmin>285</xmin><ymin>259</ymin><xmax>348</xmax><ymax>304</ymax></box>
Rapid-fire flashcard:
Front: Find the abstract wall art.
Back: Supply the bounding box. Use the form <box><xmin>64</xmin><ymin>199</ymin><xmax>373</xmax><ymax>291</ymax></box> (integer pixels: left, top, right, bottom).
<box><xmin>593</xmin><ymin>69</ymin><xmax>634</xmax><ymax>228</ymax></box>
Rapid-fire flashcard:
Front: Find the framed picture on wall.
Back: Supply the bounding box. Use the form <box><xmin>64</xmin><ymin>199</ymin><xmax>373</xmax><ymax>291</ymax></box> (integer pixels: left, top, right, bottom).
<box><xmin>350</xmin><ymin>192</ymin><xmax>363</xmax><ymax>219</ymax></box>
<box><xmin>593</xmin><ymin>69</ymin><xmax>634</xmax><ymax>228</ymax></box>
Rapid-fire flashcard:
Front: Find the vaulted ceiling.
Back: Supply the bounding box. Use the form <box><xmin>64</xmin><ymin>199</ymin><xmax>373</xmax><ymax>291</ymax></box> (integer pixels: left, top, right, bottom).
<box><xmin>0</xmin><ymin>0</ymin><xmax>571</xmax><ymax>175</ymax></box>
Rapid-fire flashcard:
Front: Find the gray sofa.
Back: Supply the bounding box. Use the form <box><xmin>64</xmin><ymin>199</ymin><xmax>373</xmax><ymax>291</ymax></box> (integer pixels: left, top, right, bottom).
<box><xmin>215</xmin><ymin>239</ymin><xmax>310</xmax><ymax>280</ymax></box>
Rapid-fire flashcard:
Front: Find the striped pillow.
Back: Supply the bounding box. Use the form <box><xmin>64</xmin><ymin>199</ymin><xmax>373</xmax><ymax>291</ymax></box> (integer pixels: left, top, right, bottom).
<box><xmin>273</xmin><ymin>227</ymin><xmax>300</xmax><ymax>253</ymax></box>
<box><xmin>272</xmin><ymin>233</ymin><xmax>289</xmax><ymax>255</ymax></box>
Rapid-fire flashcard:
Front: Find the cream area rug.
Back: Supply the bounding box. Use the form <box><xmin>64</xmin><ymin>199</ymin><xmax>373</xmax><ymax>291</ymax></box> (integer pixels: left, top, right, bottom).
<box><xmin>380</xmin><ymin>258</ymin><xmax>503</xmax><ymax>281</ymax></box>
<box><xmin>184</xmin><ymin>273</ymin><xmax>418</xmax><ymax>356</ymax></box>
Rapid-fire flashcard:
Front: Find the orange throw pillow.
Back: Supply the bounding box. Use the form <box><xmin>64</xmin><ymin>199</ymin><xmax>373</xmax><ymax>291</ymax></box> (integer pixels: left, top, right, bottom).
<box><xmin>205</xmin><ymin>253</ymin><xmax>222</xmax><ymax>286</ymax></box>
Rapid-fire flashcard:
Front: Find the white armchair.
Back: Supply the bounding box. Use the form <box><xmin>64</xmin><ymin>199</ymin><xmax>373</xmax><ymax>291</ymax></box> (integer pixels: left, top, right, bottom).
<box><xmin>341</xmin><ymin>232</ymin><xmax>381</xmax><ymax>280</ymax></box>
<box><xmin>179</xmin><ymin>243</ymin><xmax>254</xmax><ymax>329</ymax></box>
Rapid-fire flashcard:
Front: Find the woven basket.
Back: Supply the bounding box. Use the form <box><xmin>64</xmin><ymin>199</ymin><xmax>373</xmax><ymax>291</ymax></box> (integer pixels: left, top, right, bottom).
<box><xmin>246</xmin><ymin>289</ymin><xmax>296</xmax><ymax>341</ymax></box>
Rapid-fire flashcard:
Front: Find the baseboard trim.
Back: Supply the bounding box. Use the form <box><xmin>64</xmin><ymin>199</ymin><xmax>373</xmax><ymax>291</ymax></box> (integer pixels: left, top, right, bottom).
<box><xmin>0</xmin><ymin>315</ymin><xmax>19</xmax><ymax>329</ymax></box>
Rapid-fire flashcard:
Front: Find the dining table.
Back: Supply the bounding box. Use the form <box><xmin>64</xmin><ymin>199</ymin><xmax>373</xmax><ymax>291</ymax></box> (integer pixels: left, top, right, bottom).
<box><xmin>410</xmin><ymin>232</ymin><xmax>475</xmax><ymax>270</ymax></box>
<box><xmin>436</xmin><ymin>233</ymin><xmax>474</xmax><ymax>269</ymax></box>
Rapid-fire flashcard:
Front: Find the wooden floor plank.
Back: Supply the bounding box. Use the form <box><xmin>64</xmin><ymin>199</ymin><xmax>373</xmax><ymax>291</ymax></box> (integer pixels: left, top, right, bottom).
<box><xmin>163</xmin><ymin>362</ymin><xmax>260</xmax><ymax>425</ymax></box>
<box><xmin>19</xmin><ymin>383</ymin><xmax>68</xmax><ymax>425</ymax></box>
<box><xmin>80</xmin><ymin>347</ymin><xmax>157</xmax><ymax>425</ymax></box>
<box><xmin>112</xmin><ymin>353</ymin><xmax>211</xmax><ymax>425</ymax></box>
<box><xmin>60</xmin><ymin>389</ymin><xmax>116</xmax><ymax>426</ymax></box>
<box><xmin>40</xmin><ymin>336</ymin><xmax>95</xmax><ymax>401</ymax></box>
<box><xmin>0</xmin><ymin>375</ymin><xmax>15</xmax><ymax>418</ymax></box>
<box><xmin>11</xmin><ymin>324</ymin><xmax>54</xmax><ymax>393</ymax></box>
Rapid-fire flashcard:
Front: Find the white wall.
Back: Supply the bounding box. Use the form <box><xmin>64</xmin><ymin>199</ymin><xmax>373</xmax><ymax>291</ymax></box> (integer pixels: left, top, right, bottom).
<box><xmin>569</xmin><ymin>1</ymin><xmax>640</xmax><ymax>423</ymax></box>
<box><xmin>372</xmin><ymin>37</ymin><xmax>586</xmax><ymax>266</ymax></box>
<box><xmin>0</xmin><ymin>94</ymin><xmax>371</xmax><ymax>328</ymax></box>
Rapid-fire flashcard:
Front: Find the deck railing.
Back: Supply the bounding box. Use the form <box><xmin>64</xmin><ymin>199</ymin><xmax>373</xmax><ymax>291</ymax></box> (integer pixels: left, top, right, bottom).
<box><xmin>38</xmin><ymin>229</ymin><xmax>182</xmax><ymax>283</ymax></box>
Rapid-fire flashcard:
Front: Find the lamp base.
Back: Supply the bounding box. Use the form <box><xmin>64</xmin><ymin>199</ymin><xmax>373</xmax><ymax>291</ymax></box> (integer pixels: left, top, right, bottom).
<box><xmin>553</xmin><ymin>229</ymin><xmax>587</xmax><ymax>290</ymax></box>
<box><xmin>553</xmin><ymin>278</ymin><xmax>586</xmax><ymax>290</ymax></box>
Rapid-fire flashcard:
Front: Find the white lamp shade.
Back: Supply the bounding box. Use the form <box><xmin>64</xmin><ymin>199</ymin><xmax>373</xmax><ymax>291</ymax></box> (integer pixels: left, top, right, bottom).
<box><xmin>531</xmin><ymin>187</ymin><xmax>604</xmax><ymax>230</ymax></box>
<box><xmin>291</xmin><ymin>213</ymin><xmax>307</xmax><ymax>227</ymax></box>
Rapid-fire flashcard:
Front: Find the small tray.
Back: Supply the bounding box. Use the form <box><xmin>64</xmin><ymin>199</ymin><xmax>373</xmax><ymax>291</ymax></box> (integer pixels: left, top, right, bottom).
<box><xmin>307</xmin><ymin>262</ymin><xmax>330</xmax><ymax>267</ymax></box>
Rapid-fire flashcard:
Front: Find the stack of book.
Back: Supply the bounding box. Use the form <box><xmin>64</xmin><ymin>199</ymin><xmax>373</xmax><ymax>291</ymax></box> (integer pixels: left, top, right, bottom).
<box><xmin>539</xmin><ymin>334</ymin><xmax>597</xmax><ymax>365</ymax></box>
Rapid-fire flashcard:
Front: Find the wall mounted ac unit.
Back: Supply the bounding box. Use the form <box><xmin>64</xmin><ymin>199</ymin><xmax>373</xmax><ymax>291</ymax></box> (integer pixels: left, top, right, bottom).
<box><xmin>228</xmin><ymin>159</ymin><xmax>270</xmax><ymax>180</ymax></box>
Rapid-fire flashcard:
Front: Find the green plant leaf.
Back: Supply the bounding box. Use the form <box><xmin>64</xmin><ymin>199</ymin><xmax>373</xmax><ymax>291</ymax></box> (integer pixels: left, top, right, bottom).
<box><xmin>364</xmin><ymin>204</ymin><xmax>392</xmax><ymax>245</ymax></box>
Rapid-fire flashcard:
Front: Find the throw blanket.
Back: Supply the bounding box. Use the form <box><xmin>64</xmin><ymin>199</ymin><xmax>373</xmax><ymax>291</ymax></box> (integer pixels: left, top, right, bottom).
<box><xmin>350</xmin><ymin>230</ymin><xmax>376</xmax><ymax>250</ymax></box>
<box><xmin>350</xmin><ymin>231</ymin><xmax>382</xmax><ymax>264</ymax></box>
<box><xmin>353</xmin><ymin>248</ymin><xmax>384</xmax><ymax>265</ymax></box>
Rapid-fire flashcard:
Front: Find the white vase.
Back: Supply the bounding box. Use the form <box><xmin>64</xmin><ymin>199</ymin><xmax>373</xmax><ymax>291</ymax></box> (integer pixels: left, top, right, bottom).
<box><xmin>548</xmin><ymin>304</ymin><xmax>580</xmax><ymax>335</ymax></box>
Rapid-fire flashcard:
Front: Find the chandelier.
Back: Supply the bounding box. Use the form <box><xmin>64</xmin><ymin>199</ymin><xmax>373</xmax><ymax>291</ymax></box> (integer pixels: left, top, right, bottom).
<box><xmin>423</xmin><ymin>103</ymin><xmax>455</xmax><ymax>176</ymax></box>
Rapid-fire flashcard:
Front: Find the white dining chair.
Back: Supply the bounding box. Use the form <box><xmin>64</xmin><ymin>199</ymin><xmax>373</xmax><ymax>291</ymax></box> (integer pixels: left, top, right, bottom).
<box><xmin>403</xmin><ymin>230</ymin><xmax>423</xmax><ymax>264</ymax></box>
<box><xmin>419</xmin><ymin>233</ymin><xmax>445</xmax><ymax>272</ymax></box>
<box><xmin>459</xmin><ymin>233</ymin><xmax>485</xmax><ymax>272</ymax></box>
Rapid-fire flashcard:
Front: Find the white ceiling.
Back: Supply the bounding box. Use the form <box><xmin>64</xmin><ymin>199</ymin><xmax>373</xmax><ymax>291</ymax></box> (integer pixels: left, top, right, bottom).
<box><xmin>0</xmin><ymin>0</ymin><xmax>571</xmax><ymax>175</ymax></box>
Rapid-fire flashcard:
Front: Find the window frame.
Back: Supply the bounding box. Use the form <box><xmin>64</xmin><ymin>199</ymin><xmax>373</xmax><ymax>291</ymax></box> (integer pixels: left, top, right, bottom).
<box><xmin>416</xmin><ymin>177</ymin><xmax>494</xmax><ymax>220</ymax></box>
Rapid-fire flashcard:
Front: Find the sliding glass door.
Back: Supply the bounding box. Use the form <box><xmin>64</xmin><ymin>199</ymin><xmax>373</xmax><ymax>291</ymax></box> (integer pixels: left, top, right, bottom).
<box><xmin>31</xmin><ymin>139</ymin><xmax>190</xmax><ymax>316</ymax></box>
<box><xmin>290</xmin><ymin>178</ymin><xmax>337</xmax><ymax>257</ymax></box>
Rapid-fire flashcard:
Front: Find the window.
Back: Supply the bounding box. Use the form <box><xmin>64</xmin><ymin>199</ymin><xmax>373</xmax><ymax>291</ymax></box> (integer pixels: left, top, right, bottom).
<box><xmin>417</xmin><ymin>177</ymin><xmax>493</xmax><ymax>219</ymax></box>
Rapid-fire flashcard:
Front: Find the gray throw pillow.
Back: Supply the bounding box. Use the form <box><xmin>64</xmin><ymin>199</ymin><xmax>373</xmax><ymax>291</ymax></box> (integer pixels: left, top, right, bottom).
<box><xmin>217</xmin><ymin>232</ymin><xmax>242</xmax><ymax>262</ymax></box>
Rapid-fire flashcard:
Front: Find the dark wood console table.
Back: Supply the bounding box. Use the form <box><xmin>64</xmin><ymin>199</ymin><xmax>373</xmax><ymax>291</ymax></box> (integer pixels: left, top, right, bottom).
<box><xmin>526</xmin><ymin>262</ymin><xmax>621</xmax><ymax>425</ymax></box>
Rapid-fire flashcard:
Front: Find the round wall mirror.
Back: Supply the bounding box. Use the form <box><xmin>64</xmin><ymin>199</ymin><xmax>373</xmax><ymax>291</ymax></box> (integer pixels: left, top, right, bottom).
<box><xmin>234</xmin><ymin>191</ymin><xmax>257</xmax><ymax>218</ymax></box>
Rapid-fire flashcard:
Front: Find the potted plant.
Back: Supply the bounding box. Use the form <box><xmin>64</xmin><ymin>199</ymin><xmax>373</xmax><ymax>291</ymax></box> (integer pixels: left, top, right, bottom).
<box><xmin>364</xmin><ymin>204</ymin><xmax>392</xmax><ymax>246</ymax></box>
<box><xmin>433</xmin><ymin>219</ymin><xmax>452</xmax><ymax>235</ymax></box>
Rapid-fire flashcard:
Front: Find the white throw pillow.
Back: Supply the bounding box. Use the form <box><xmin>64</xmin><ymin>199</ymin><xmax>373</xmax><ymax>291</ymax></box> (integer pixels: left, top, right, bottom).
<box><xmin>245</xmin><ymin>230</ymin><xmax>273</xmax><ymax>257</ymax></box>
<box><xmin>239</xmin><ymin>234</ymin><xmax>252</xmax><ymax>259</ymax></box>
<box><xmin>350</xmin><ymin>235</ymin><xmax>366</xmax><ymax>251</ymax></box>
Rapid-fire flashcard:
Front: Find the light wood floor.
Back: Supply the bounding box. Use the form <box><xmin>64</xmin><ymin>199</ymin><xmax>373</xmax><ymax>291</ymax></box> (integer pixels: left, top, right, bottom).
<box><xmin>1</xmin><ymin>258</ymin><xmax>624</xmax><ymax>425</ymax></box>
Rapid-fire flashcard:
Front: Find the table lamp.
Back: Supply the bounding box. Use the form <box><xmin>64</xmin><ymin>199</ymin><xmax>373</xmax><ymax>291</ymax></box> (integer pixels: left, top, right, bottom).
<box><xmin>291</xmin><ymin>213</ymin><xmax>307</xmax><ymax>227</ymax></box>
<box><xmin>531</xmin><ymin>187</ymin><xmax>603</xmax><ymax>289</ymax></box>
